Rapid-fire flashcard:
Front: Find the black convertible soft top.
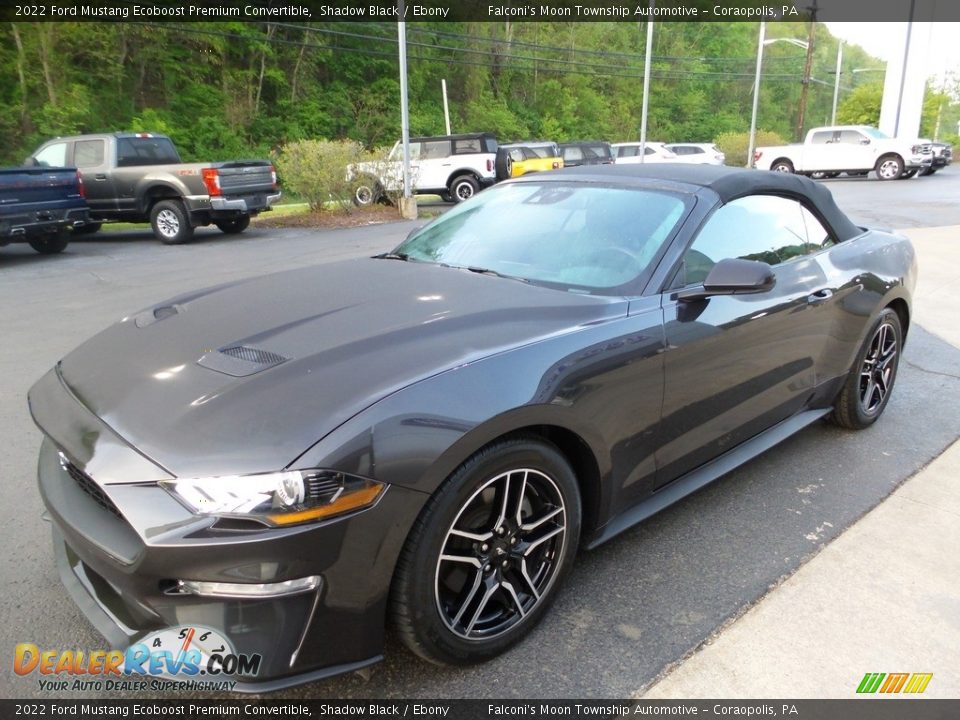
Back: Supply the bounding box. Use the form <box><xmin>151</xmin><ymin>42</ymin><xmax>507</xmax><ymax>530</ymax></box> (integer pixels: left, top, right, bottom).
<box><xmin>543</xmin><ymin>163</ymin><xmax>863</xmax><ymax>242</ymax></box>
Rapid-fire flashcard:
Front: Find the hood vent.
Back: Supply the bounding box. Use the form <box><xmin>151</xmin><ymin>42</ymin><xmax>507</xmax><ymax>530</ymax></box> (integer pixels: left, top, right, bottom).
<box><xmin>198</xmin><ymin>345</ymin><xmax>289</xmax><ymax>377</ymax></box>
<box><xmin>134</xmin><ymin>304</ymin><xmax>180</xmax><ymax>328</ymax></box>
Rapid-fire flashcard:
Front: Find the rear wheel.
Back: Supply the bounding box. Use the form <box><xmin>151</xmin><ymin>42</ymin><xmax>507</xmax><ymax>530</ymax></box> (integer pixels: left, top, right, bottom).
<box><xmin>831</xmin><ymin>308</ymin><xmax>902</xmax><ymax>429</ymax></box>
<box><xmin>391</xmin><ymin>437</ymin><xmax>581</xmax><ymax>665</ymax></box>
<box><xmin>352</xmin><ymin>178</ymin><xmax>383</xmax><ymax>207</ymax></box>
<box><xmin>875</xmin><ymin>155</ymin><xmax>904</xmax><ymax>181</ymax></box>
<box><xmin>771</xmin><ymin>159</ymin><xmax>794</xmax><ymax>173</ymax></box>
<box><xmin>150</xmin><ymin>200</ymin><xmax>193</xmax><ymax>244</ymax></box>
<box><xmin>29</xmin><ymin>230</ymin><xmax>69</xmax><ymax>255</ymax></box>
<box><xmin>214</xmin><ymin>215</ymin><xmax>250</xmax><ymax>234</ymax></box>
<box><xmin>449</xmin><ymin>175</ymin><xmax>480</xmax><ymax>203</ymax></box>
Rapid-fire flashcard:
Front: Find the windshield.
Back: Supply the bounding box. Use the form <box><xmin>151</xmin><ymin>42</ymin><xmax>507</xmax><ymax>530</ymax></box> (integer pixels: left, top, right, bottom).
<box><xmin>393</xmin><ymin>182</ymin><xmax>689</xmax><ymax>293</ymax></box>
<box><xmin>862</xmin><ymin>127</ymin><xmax>890</xmax><ymax>140</ymax></box>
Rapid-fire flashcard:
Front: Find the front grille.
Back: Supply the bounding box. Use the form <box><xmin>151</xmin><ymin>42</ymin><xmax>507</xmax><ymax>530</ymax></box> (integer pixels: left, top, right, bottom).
<box><xmin>64</xmin><ymin>461</ymin><xmax>123</xmax><ymax>519</ymax></box>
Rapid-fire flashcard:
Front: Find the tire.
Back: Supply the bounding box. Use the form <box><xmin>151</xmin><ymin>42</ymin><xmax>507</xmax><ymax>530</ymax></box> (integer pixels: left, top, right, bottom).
<box><xmin>214</xmin><ymin>215</ymin><xmax>250</xmax><ymax>234</ymax></box>
<box><xmin>494</xmin><ymin>149</ymin><xmax>511</xmax><ymax>181</ymax></box>
<box><xmin>830</xmin><ymin>308</ymin><xmax>902</xmax><ymax>430</ymax></box>
<box><xmin>899</xmin><ymin>169</ymin><xmax>918</xmax><ymax>179</ymax></box>
<box><xmin>771</xmin><ymin>159</ymin><xmax>794</xmax><ymax>173</ymax></box>
<box><xmin>918</xmin><ymin>167</ymin><xmax>936</xmax><ymax>177</ymax></box>
<box><xmin>449</xmin><ymin>175</ymin><xmax>480</xmax><ymax>203</ymax></box>
<box><xmin>149</xmin><ymin>200</ymin><xmax>193</xmax><ymax>244</ymax></box>
<box><xmin>352</xmin><ymin>179</ymin><xmax>383</xmax><ymax>207</ymax></box>
<box><xmin>72</xmin><ymin>221</ymin><xmax>102</xmax><ymax>236</ymax></box>
<box><xmin>29</xmin><ymin>230</ymin><xmax>69</xmax><ymax>255</ymax></box>
<box><xmin>390</xmin><ymin>437</ymin><xmax>581</xmax><ymax>666</ymax></box>
<box><xmin>875</xmin><ymin>155</ymin><xmax>904</xmax><ymax>181</ymax></box>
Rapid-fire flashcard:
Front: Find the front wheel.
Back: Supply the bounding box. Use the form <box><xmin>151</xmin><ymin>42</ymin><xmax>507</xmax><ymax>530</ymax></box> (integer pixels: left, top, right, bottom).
<box><xmin>918</xmin><ymin>167</ymin><xmax>936</xmax><ymax>177</ymax></box>
<box><xmin>391</xmin><ymin>437</ymin><xmax>581</xmax><ymax>666</ymax></box>
<box><xmin>875</xmin><ymin>155</ymin><xmax>904</xmax><ymax>181</ymax></box>
<box><xmin>150</xmin><ymin>200</ymin><xmax>194</xmax><ymax>244</ymax></box>
<box><xmin>899</xmin><ymin>169</ymin><xmax>918</xmax><ymax>179</ymax></box>
<box><xmin>29</xmin><ymin>230</ymin><xmax>69</xmax><ymax>255</ymax></box>
<box><xmin>830</xmin><ymin>308</ymin><xmax>902</xmax><ymax>429</ymax></box>
<box><xmin>449</xmin><ymin>175</ymin><xmax>480</xmax><ymax>203</ymax></box>
<box><xmin>214</xmin><ymin>215</ymin><xmax>250</xmax><ymax>234</ymax></box>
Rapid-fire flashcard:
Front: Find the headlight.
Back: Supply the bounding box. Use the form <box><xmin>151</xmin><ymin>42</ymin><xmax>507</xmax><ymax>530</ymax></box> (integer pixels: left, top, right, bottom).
<box><xmin>160</xmin><ymin>470</ymin><xmax>385</xmax><ymax>527</ymax></box>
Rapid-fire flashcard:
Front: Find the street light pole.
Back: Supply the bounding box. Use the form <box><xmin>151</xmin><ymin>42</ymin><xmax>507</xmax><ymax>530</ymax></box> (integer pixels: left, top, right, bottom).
<box><xmin>397</xmin><ymin>7</ymin><xmax>416</xmax><ymax>219</ymax></box>
<box><xmin>831</xmin><ymin>40</ymin><xmax>843</xmax><ymax>125</ymax></box>
<box><xmin>747</xmin><ymin>21</ymin><xmax>766</xmax><ymax>168</ymax></box>
<box><xmin>638</xmin><ymin>0</ymin><xmax>654</xmax><ymax>163</ymax></box>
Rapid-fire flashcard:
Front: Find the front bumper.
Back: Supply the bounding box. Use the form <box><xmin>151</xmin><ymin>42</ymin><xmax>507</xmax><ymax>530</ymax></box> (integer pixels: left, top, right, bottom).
<box><xmin>29</xmin><ymin>367</ymin><xmax>426</xmax><ymax>691</ymax></box>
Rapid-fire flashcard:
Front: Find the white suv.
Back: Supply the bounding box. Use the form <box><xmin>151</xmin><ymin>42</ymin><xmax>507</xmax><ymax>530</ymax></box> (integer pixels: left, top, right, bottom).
<box><xmin>666</xmin><ymin>143</ymin><xmax>726</xmax><ymax>165</ymax></box>
<box><xmin>611</xmin><ymin>142</ymin><xmax>679</xmax><ymax>164</ymax></box>
<box><xmin>348</xmin><ymin>133</ymin><xmax>498</xmax><ymax>205</ymax></box>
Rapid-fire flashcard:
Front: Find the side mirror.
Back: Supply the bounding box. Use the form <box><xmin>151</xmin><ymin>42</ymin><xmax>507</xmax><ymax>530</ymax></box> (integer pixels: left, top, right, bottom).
<box><xmin>23</xmin><ymin>156</ymin><xmax>38</xmax><ymax>167</ymax></box>
<box><xmin>676</xmin><ymin>258</ymin><xmax>776</xmax><ymax>303</ymax></box>
<box><xmin>860</xmin><ymin>138</ymin><xmax>871</xmax><ymax>145</ymax></box>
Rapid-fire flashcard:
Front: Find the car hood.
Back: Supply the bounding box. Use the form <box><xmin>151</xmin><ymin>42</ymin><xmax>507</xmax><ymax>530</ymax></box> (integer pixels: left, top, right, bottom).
<box><xmin>58</xmin><ymin>257</ymin><xmax>625</xmax><ymax>479</ymax></box>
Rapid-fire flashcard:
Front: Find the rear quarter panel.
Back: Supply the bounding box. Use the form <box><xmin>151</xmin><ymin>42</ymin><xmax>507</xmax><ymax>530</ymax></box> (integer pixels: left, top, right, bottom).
<box><xmin>813</xmin><ymin>228</ymin><xmax>916</xmax><ymax>382</ymax></box>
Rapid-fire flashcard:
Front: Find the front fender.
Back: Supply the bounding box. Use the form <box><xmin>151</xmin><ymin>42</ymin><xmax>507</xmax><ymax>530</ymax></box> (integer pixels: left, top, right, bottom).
<box><xmin>292</xmin><ymin>304</ymin><xmax>665</xmax><ymax>530</ymax></box>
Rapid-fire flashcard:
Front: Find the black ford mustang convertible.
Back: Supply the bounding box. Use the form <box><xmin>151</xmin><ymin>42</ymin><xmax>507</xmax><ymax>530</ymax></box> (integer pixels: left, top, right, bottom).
<box><xmin>29</xmin><ymin>165</ymin><xmax>915</xmax><ymax>690</ymax></box>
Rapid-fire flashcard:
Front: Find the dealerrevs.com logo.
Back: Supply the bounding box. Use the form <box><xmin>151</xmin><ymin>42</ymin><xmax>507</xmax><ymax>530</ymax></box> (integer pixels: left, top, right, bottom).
<box><xmin>14</xmin><ymin>625</ymin><xmax>262</xmax><ymax>692</ymax></box>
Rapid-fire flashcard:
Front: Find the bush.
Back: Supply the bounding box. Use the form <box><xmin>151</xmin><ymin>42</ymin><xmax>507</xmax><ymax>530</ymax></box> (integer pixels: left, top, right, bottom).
<box><xmin>276</xmin><ymin>139</ymin><xmax>366</xmax><ymax>212</ymax></box>
<box><xmin>714</xmin><ymin>130</ymin><xmax>787</xmax><ymax>167</ymax></box>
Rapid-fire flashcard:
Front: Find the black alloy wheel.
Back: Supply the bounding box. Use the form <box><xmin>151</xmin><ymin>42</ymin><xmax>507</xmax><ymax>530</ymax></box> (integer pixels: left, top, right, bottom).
<box><xmin>391</xmin><ymin>437</ymin><xmax>581</xmax><ymax>665</ymax></box>
<box><xmin>831</xmin><ymin>308</ymin><xmax>902</xmax><ymax>429</ymax></box>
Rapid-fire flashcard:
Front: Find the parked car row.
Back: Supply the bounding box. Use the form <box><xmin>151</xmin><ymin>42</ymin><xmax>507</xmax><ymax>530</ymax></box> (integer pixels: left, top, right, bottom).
<box><xmin>1</xmin><ymin>132</ymin><xmax>280</xmax><ymax>254</ymax></box>
<box><xmin>348</xmin><ymin>133</ymin><xmax>727</xmax><ymax>207</ymax></box>
<box><xmin>754</xmin><ymin>124</ymin><xmax>942</xmax><ymax>181</ymax></box>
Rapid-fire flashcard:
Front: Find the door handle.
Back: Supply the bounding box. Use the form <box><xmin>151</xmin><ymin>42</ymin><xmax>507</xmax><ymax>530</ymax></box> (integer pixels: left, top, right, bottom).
<box><xmin>94</xmin><ymin>174</ymin><xmax>107</xmax><ymax>180</ymax></box>
<box><xmin>808</xmin><ymin>288</ymin><xmax>833</xmax><ymax>304</ymax></box>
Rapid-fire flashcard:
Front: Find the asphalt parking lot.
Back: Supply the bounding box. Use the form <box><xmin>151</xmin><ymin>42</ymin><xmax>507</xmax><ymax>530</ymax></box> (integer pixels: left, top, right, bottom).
<box><xmin>1</xmin><ymin>166</ymin><xmax>958</xmax><ymax>699</ymax></box>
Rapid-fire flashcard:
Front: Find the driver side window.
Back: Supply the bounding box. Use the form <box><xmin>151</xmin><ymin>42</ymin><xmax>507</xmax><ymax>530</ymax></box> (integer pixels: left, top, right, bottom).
<box><xmin>678</xmin><ymin>195</ymin><xmax>817</xmax><ymax>286</ymax></box>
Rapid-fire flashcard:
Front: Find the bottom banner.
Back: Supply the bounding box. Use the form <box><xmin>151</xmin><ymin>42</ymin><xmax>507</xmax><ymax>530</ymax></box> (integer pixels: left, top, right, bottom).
<box><xmin>1</xmin><ymin>700</ymin><xmax>957</xmax><ymax>720</ymax></box>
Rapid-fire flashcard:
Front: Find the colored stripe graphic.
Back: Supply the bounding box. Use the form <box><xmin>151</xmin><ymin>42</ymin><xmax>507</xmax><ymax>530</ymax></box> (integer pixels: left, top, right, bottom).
<box><xmin>857</xmin><ymin>672</ymin><xmax>933</xmax><ymax>694</ymax></box>
<box><xmin>857</xmin><ymin>673</ymin><xmax>885</xmax><ymax>693</ymax></box>
<box><xmin>903</xmin><ymin>673</ymin><xmax>933</xmax><ymax>694</ymax></box>
<box><xmin>880</xmin><ymin>673</ymin><xmax>909</xmax><ymax>693</ymax></box>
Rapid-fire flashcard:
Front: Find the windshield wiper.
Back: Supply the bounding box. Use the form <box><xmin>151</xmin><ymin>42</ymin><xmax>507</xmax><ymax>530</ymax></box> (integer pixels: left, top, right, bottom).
<box><xmin>374</xmin><ymin>251</ymin><xmax>410</xmax><ymax>261</ymax></box>
<box><xmin>463</xmin><ymin>266</ymin><xmax>529</xmax><ymax>283</ymax></box>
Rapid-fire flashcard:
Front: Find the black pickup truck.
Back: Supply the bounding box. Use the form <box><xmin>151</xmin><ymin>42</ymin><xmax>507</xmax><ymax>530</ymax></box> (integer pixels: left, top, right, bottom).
<box><xmin>28</xmin><ymin>133</ymin><xmax>279</xmax><ymax>244</ymax></box>
<box><xmin>0</xmin><ymin>167</ymin><xmax>89</xmax><ymax>255</ymax></box>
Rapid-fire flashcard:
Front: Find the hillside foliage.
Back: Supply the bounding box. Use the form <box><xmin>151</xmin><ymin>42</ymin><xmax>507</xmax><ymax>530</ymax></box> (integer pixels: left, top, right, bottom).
<box><xmin>2</xmin><ymin>21</ymin><xmax>955</xmax><ymax>166</ymax></box>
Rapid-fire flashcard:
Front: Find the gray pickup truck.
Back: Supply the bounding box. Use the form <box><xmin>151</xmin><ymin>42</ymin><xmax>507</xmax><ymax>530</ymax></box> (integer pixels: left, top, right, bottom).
<box><xmin>0</xmin><ymin>166</ymin><xmax>89</xmax><ymax>255</ymax></box>
<box><xmin>28</xmin><ymin>133</ymin><xmax>279</xmax><ymax>244</ymax></box>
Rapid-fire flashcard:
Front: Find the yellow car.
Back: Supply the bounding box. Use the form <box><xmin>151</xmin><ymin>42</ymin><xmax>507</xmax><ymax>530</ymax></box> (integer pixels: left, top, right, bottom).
<box><xmin>498</xmin><ymin>143</ymin><xmax>564</xmax><ymax>179</ymax></box>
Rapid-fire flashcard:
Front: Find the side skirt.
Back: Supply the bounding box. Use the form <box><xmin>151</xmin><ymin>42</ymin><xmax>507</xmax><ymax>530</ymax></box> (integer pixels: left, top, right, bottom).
<box><xmin>586</xmin><ymin>408</ymin><xmax>832</xmax><ymax>549</ymax></box>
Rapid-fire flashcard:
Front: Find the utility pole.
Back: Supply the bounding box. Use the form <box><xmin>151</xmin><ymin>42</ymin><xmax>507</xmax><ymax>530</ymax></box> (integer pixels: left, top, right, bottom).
<box><xmin>830</xmin><ymin>40</ymin><xmax>843</xmax><ymax>125</ymax></box>
<box><xmin>795</xmin><ymin>0</ymin><xmax>817</xmax><ymax>139</ymax></box>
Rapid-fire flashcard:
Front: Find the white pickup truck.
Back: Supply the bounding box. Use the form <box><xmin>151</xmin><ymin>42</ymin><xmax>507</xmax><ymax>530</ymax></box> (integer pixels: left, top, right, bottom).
<box><xmin>754</xmin><ymin>125</ymin><xmax>932</xmax><ymax>180</ymax></box>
